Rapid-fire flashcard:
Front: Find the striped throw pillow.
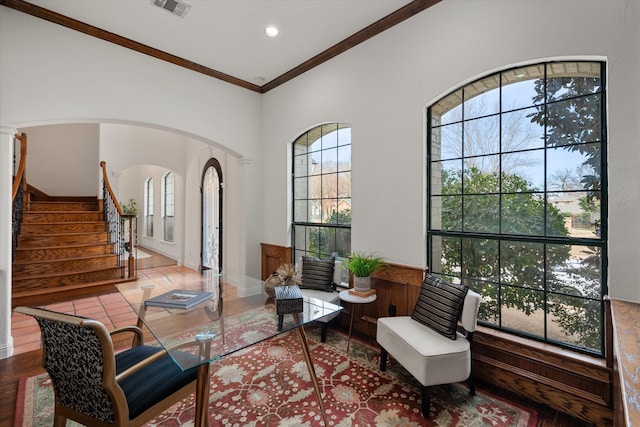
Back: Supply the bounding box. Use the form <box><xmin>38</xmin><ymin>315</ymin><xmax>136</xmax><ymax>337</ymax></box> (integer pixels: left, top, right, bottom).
<box><xmin>411</xmin><ymin>274</ymin><xmax>468</xmax><ymax>340</ymax></box>
<box><xmin>301</xmin><ymin>256</ymin><xmax>335</xmax><ymax>292</ymax></box>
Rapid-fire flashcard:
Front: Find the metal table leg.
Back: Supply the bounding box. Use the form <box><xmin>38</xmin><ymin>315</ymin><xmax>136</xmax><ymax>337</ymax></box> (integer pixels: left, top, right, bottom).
<box><xmin>295</xmin><ymin>325</ymin><xmax>329</xmax><ymax>426</ymax></box>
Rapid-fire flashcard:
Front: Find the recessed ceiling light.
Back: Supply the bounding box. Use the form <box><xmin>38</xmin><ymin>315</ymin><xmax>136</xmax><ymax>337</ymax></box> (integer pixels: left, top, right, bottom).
<box><xmin>265</xmin><ymin>26</ymin><xmax>279</xmax><ymax>37</ymax></box>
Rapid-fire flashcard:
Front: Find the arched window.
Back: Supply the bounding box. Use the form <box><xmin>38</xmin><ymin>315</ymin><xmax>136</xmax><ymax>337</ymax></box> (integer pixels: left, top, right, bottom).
<box><xmin>144</xmin><ymin>177</ymin><xmax>153</xmax><ymax>238</ymax></box>
<box><xmin>427</xmin><ymin>61</ymin><xmax>607</xmax><ymax>356</ymax></box>
<box><xmin>162</xmin><ymin>171</ymin><xmax>174</xmax><ymax>243</ymax></box>
<box><xmin>292</xmin><ymin>123</ymin><xmax>351</xmax><ymax>274</ymax></box>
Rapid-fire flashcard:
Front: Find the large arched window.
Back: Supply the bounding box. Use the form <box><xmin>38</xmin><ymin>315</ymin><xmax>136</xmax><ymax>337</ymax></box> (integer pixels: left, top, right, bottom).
<box><xmin>162</xmin><ymin>171</ymin><xmax>174</xmax><ymax>243</ymax></box>
<box><xmin>292</xmin><ymin>123</ymin><xmax>352</xmax><ymax>270</ymax></box>
<box><xmin>144</xmin><ymin>177</ymin><xmax>153</xmax><ymax>238</ymax></box>
<box><xmin>427</xmin><ymin>61</ymin><xmax>607</xmax><ymax>356</ymax></box>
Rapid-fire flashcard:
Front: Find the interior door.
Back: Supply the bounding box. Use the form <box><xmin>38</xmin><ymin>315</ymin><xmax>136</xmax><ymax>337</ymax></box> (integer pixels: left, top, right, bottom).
<box><xmin>201</xmin><ymin>159</ymin><xmax>223</xmax><ymax>272</ymax></box>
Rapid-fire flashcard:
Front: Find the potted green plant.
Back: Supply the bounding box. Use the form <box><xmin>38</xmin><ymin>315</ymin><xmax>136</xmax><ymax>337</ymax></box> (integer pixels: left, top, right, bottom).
<box><xmin>346</xmin><ymin>251</ymin><xmax>387</xmax><ymax>294</ymax></box>
<box><xmin>120</xmin><ymin>198</ymin><xmax>138</xmax><ymax>215</ymax></box>
<box><xmin>119</xmin><ymin>198</ymin><xmax>138</xmax><ymax>253</ymax></box>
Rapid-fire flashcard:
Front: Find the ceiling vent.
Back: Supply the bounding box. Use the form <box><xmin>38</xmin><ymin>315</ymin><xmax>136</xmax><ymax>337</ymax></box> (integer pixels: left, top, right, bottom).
<box><xmin>152</xmin><ymin>0</ymin><xmax>191</xmax><ymax>18</ymax></box>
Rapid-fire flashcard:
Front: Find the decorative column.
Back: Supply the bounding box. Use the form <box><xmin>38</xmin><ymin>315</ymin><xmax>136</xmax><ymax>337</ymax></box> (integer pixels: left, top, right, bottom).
<box><xmin>239</xmin><ymin>157</ymin><xmax>253</xmax><ymax>265</ymax></box>
<box><xmin>0</xmin><ymin>126</ymin><xmax>16</xmax><ymax>359</ymax></box>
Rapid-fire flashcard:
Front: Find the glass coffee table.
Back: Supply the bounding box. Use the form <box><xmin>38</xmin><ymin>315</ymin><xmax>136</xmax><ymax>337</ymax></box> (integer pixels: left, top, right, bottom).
<box><xmin>116</xmin><ymin>269</ymin><xmax>342</xmax><ymax>427</ymax></box>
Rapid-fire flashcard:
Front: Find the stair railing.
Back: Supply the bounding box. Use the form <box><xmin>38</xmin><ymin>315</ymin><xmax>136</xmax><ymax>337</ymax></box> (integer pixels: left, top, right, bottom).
<box><xmin>100</xmin><ymin>161</ymin><xmax>137</xmax><ymax>279</ymax></box>
<box><xmin>11</xmin><ymin>133</ymin><xmax>27</xmax><ymax>262</ymax></box>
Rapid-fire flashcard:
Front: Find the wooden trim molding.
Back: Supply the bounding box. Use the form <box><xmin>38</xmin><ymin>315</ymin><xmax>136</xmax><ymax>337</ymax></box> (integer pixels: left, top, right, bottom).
<box><xmin>610</xmin><ymin>298</ymin><xmax>640</xmax><ymax>427</ymax></box>
<box><xmin>0</xmin><ymin>0</ymin><xmax>440</xmax><ymax>93</ymax></box>
<box><xmin>100</xmin><ymin>161</ymin><xmax>123</xmax><ymax>216</ymax></box>
<box><xmin>473</xmin><ymin>327</ymin><xmax>613</xmax><ymax>425</ymax></box>
<box><xmin>260</xmin><ymin>0</ymin><xmax>441</xmax><ymax>92</ymax></box>
<box><xmin>0</xmin><ymin>0</ymin><xmax>262</xmax><ymax>92</ymax></box>
<box><xmin>11</xmin><ymin>132</ymin><xmax>27</xmax><ymax>202</ymax></box>
<box><xmin>260</xmin><ymin>243</ymin><xmax>291</xmax><ymax>280</ymax></box>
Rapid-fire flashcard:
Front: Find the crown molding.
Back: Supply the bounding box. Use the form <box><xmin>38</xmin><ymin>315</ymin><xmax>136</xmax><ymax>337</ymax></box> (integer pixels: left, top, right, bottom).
<box><xmin>0</xmin><ymin>0</ymin><xmax>440</xmax><ymax>93</ymax></box>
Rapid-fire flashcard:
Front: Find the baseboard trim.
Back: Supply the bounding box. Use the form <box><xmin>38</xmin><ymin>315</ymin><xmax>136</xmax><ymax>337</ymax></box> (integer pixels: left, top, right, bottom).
<box><xmin>0</xmin><ymin>336</ymin><xmax>14</xmax><ymax>360</ymax></box>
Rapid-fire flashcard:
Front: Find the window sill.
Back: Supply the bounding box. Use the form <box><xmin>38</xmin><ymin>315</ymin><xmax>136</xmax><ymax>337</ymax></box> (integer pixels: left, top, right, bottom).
<box><xmin>475</xmin><ymin>325</ymin><xmax>607</xmax><ymax>368</ymax></box>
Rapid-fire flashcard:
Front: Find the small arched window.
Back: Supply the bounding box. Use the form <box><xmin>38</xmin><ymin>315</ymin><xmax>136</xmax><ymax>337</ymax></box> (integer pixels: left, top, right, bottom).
<box><xmin>144</xmin><ymin>177</ymin><xmax>153</xmax><ymax>238</ymax></box>
<box><xmin>162</xmin><ymin>171</ymin><xmax>174</xmax><ymax>243</ymax></box>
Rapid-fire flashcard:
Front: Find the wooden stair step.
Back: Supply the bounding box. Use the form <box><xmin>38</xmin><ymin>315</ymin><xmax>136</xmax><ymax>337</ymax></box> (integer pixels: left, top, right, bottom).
<box><xmin>13</xmin><ymin>254</ymin><xmax>120</xmax><ymax>276</ymax></box>
<box><xmin>14</xmin><ymin>244</ymin><xmax>113</xmax><ymax>262</ymax></box>
<box><xmin>22</xmin><ymin>211</ymin><xmax>103</xmax><ymax>223</ymax></box>
<box><xmin>12</xmin><ymin>194</ymin><xmax>133</xmax><ymax>308</ymax></box>
<box><xmin>20</xmin><ymin>222</ymin><xmax>106</xmax><ymax>234</ymax></box>
<box><xmin>18</xmin><ymin>232</ymin><xmax>109</xmax><ymax>247</ymax></box>
<box><xmin>11</xmin><ymin>278</ymin><xmax>136</xmax><ymax>308</ymax></box>
<box><xmin>12</xmin><ymin>267</ymin><xmax>124</xmax><ymax>290</ymax></box>
<box><xmin>28</xmin><ymin>201</ymin><xmax>99</xmax><ymax>211</ymax></box>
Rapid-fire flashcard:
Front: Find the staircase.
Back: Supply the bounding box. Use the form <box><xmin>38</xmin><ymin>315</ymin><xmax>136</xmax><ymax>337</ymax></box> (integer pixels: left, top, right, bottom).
<box><xmin>12</xmin><ymin>196</ymin><xmax>126</xmax><ymax>307</ymax></box>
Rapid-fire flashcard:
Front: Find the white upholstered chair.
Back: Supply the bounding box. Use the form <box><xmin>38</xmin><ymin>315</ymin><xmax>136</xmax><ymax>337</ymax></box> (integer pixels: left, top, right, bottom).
<box><xmin>376</xmin><ymin>285</ymin><xmax>481</xmax><ymax>417</ymax></box>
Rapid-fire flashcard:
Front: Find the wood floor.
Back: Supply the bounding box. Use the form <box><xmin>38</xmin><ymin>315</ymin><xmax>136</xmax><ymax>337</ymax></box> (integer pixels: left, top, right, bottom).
<box><xmin>0</xmin><ymin>250</ymin><xmax>592</xmax><ymax>427</ymax></box>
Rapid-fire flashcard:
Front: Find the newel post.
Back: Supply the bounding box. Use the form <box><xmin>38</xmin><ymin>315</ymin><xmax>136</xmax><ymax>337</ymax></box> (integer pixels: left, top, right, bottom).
<box><xmin>0</xmin><ymin>126</ymin><xmax>17</xmax><ymax>359</ymax></box>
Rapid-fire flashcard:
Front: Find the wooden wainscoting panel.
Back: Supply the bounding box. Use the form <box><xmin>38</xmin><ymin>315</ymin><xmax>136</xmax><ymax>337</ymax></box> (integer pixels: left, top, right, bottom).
<box><xmin>371</xmin><ymin>278</ymin><xmax>407</xmax><ymax>317</ymax></box>
<box><xmin>473</xmin><ymin>328</ymin><xmax>613</xmax><ymax>426</ymax></box>
<box><xmin>260</xmin><ymin>243</ymin><xmax>291</xmax><ymax>280</ymax></box>
<box><xmin>372</xmin><ymin>262</ymin><xmax>425</xmax><ymax>314</ymax></box>
<box><xmin>612</xmin><ymin>355</ymin><xmax>625</xmax><ymax>427</ymax></box>
<box><xmin>258</xmin><ymin>245</ymin><xmax>613</xmax><ymax>424</ymax></box>
<box><xmin>340</xmin><ymin>263</ymin><xmax>425</xmax><ymax>336</ymax></box>
<box><xmin>474</xmin><ymin>354</ymin><xmax>612</xmax><ymax>425</ymax></box>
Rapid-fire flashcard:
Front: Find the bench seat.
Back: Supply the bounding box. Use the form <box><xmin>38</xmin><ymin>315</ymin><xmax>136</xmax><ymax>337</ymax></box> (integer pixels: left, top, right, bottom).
<box><xmin>300</xmin><ymin>287</ymin><xmax>342</xmax><ymax>342</ymax></box>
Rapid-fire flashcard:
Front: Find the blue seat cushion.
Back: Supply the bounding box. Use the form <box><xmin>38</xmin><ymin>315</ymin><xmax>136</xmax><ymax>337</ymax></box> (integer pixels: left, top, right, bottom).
<box><xmin>116</xmin><ymin>345</ymin><xmax>199</xmax><ymax>419</ymax></box>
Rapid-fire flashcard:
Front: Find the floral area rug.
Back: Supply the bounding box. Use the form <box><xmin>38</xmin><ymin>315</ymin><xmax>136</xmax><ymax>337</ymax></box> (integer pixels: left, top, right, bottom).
<box><xmin>15</xmin><ymin>318</ymin><xmax>537</xmax><ymax>427</ymax></box>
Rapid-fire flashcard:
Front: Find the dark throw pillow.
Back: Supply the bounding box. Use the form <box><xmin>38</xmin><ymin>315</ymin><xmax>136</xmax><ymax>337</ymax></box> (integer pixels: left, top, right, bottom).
<box><xmin>411</xmin><ymin>274</ymin><xmax>469</xmax><ymax>340</ymax></box>
<box><xmin>300</xmin><ymin>256</ymin><xmax>335</xmax><ymax>292</ymax></box>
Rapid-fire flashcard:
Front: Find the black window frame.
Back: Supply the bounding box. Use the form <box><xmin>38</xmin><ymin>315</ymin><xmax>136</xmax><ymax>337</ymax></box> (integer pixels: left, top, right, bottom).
<box><xmin>162</xmin><ymin>171</ymin><xmax>174</xmax><ymax>243</ymax></box>
<box><xmin>144</xmin><ymin>176</ymin><xmax>154</xmax><ymax>238</ymax></box>
<box><xmin>291</xmin><ymin>123</ymin><xmax>352</xmax><ymax>265</ymax></box>
<box><xmin>427</xmin><ymin>61</ymin><xmax>608</xmax><ymax>356</ymax></box>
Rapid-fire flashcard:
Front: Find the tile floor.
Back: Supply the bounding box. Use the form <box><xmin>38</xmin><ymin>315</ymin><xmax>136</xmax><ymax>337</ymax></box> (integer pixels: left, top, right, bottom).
<box><xmin>11</xmin><ymin>292</ymin><xmax>139</xmax><ymax>355</ymax></box>
<box><xmin>10</xmin><ymin>264</ymin><xmax>194</xmax><ymax>356</ymax></box>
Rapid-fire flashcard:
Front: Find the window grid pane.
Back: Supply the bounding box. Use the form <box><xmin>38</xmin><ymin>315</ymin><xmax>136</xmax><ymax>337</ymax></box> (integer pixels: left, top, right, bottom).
<box><xmin>163</xmin><ymin>172</ymin><xmax>174</xmax><ymax>243</ymax></box>
<box><xmin>428</xmin><ymin>61</ymin><xmax>606</xmax><ymax>356</ymax></box>
<box><xmin>293</xmin><ymin>124</ymin><xmax>351</xmax><ymax>259</ymax></box>
<box><xmin>144</xmin><ymin>177</ymin><xmax>154</xmax><ymax>238</ymax></box>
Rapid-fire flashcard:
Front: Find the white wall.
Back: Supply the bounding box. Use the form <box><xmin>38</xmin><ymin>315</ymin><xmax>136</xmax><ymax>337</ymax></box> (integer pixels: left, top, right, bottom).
<box><xmin>0</xmin><ymin>8</ymin><xmax>263</xmax><ymax>277</ymax></box>
<box><xmin>1</xmin><ymin>1</ymin><xmax>639</xmax><ymax>363</ymax></box>
<box><xmin>118</xmin><ymin>164</ymin><xmax>179</xmax><ymax>261</ymax></box>
<box><xmin>0</xmin><ymin>4</ymin><xmax>264</xmax><ymax>357</ymax></box>
<box><xmin>102</xmin><ymin>124</ymin><xmax>193</xmax><ymax>264</ymax></box>
<box><xmin>106</xmin><ymin>125</ymin><xmax>251</xmax><ymax>273</ymax></box>
<box><xmin>21</xmin><ymin>124</ymin><xmax>100</xmax><ymax>196</ymax></box>
<box><xmin>0</xmin><ymin>9</ymin><xmax>262</xmax><ymax>159</ymax></box>
<box><xmin>261</xmin><ymin>0</ymin><xmax>640</xmax><ymax>302</ymax></box>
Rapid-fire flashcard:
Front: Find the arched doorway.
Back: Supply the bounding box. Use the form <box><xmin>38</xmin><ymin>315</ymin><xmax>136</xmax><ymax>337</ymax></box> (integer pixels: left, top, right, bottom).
<box><xmin>201</xmin><ymin>158</ymin><xmax>223</xmax><ymax>272</ymax></box>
